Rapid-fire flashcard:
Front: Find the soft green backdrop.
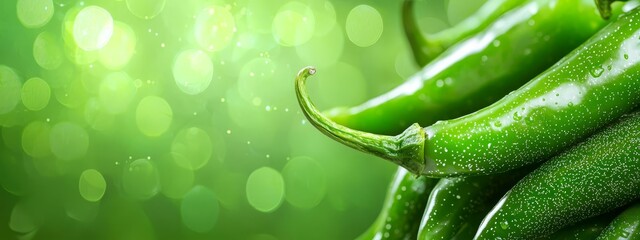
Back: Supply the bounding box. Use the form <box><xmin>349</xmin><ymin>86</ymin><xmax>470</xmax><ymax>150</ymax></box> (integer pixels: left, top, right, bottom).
<box><xmin>0</xmin><ymin>0</ymin><xmax>485</xmax><ymax>239</ymax></box>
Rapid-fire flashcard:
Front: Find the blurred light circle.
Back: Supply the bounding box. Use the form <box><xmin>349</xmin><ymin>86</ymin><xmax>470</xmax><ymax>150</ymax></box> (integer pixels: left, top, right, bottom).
<box><xmin>309</xmin><ymin>0</ymin><xmax>336</xmax><ymax>36</ymax></box>
<box><xmin>272</xmin><ymin>2</ymin><xmax>315</xmax><ymax>47</ymax></box>
<box><xmin>99</xmin><ymin>22</ymin><xmax>137</xmax><ymax>70</ymax></box>
<box><xmin>171</xmin><ymin>127</ymin><xmax>212</xmax><ymax>170</ymax></box>
<box><xmin>246</xmin><ymin>167</ymin><xmax>284</xmax><ymax>212</ymax></box>
<box><xmin>136</xmin><ymin>96</ymin><xmax>173</xmax><ymax>137</ymax></box>
<box><xmin>61</xmin><ymin>7</ymin><xmax>80</xmax><ymax>46</ymax></box>
<box><xmin>21</xmin><ymin>77</ymin><xmax>50</xmax><ymax>111</ymax></box>
<box><xmin>16</xmin><ymin>0</ymin><xmax>54</xmax><ymax>28</ymax></box>
<box><xmin>73</xmin><ymin>6</ymin><xmax>114</xmax><ymax>51</ymax></box>
<box><xmin>0</xmin><ymin>66</ymin><xmax>22</xmax><ymax>114</ymax></box>
<box><xmin>158</xmin><ymin>156</ymin><xmax>194</xmax><ymax>199</ymax></box>
<box><xmin>33</xmin><ymin>31</ymin><xmax>63</xmax><ymax>70</ymax></box>
<box><xmin>296</xmin><ymin>25</ymin><xmax>344</xmax><ymax>68</ymax></box>
<box><xmin>122</xmin><ymin>158</ymin><xmax>160</xmax><ymax>200</ymax></box>
<box><xmin>345</xmin><ymin>5</ymin><xmax>383</xmax><ymax>47</ymax></box>
<box><xmin>237</xmin><ymin>57</ymin><xmax>277</xmax><ymax>104</ymax></box>
<box><xmin>49</xmin><ymin>122</ymin><xmax>89</xmax><ymax>161</ymax></box>
<box><xmin>21</xmin><ymin>121</ymin><xmax>51</xmax><ymax>158</ymax></box>
<box><xmin>180</xmin><ymin>185</ymin><xmax>219</xmax><ymax>233</ymax></box>
<box><xmin>283</xmin><ymin>156</ymin><xmax>326</xmax><ymax>209</ymax></box>
<box><xmin>173</xmin><ymin>49</ymin><xmax>213</xmax><ymax>95</ymax></box>
<box><xmin>9</xmin><ymin>202</ymin><xmax>38</xmax><ymax>233</ymax></box>
<box><xmin>194</xmin><ymin>6</ymin><xmax>236</xmax><ymax>52</ymax></box>
<box><xmin>126</xmin><ymin>0</ymin><xmax>166</xmax><ymax>19</ymax></box>
<box><xmin>84</xmin><ymin>98</ymin><xmax>115</xmax><ymax>131</ymax></box>
<box><xmin>78</xmin><ymin>169</ymin><xmax>107</xmax><ymax>202</ymax></box>
<box><xmin>62</xmin><ymin>7</ymin><xmax>99</xmax><ymax>65</ymax></box>
<box><xmin>99</xmin><ymin>72</ymin><xmax>136</xmax><ymax>114</ymax></box>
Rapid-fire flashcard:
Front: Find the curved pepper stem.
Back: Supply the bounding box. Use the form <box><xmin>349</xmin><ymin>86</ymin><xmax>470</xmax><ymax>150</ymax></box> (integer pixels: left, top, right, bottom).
<box><xmin>402</xmin><ymin>0</ymin><xmax>441</xmax><ymax>67</ymax></box>
<box><xmin>595</xmin><ymin>0</ymin><xmax>628</xmax><ymax>19</ymax></box>
<box><xmin>295</xmin><ymin>67</ymin><xmax>427</xmax><ymax>175</ymax></box>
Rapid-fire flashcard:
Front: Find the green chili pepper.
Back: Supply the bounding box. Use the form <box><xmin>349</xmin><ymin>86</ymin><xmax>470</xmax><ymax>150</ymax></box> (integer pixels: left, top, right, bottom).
<box><xmin>417</xmin><ymin>167</ymin><xmax>531</xmax><ymax>240</ymax></box>
<box><xmin>360</xmin><ymin>1</ymin><xmax>559</xmax><ymax>235</ymax></box>
<box><xmin>356</xmin><ymin>168</ymin><xmax>438</xmax><ymax>240</ymax></box>
<box><xmin>403</xmin><ymin>0</ymin><xmax>524</xmax><ymax>66</ymax></box>
<box><xmin>431</xmin><ymin>209</ymin><xmax>614</xmax><ymax>240</ymax></box>
<box><xmin>325</xmin><ymin>0</ymin><xmax>615</xmax><ymax>136</ymax></box>
<box><xmin>296</xmin><ymin>4</ymin><xmax>640</xmax><ymax>177</ymax></box>
<box><xmin>597</xmin><ymin>202</ymin><xmax>640</xmax><ymax>240</ymax></box>
<box><xmin>473</xmin><ymin>111</ymin><xmax>640</xmax><ymax>239</ymax></box>
<box><xmin>354</xmin><ymin>0</ymin><xmax>585</xmax><ymax>235</ymax></box>
<box><xmin>357</xmin><ymin>1</ymin><xmax>541</xmax><ymax>233</ymax></box>
<box><xmin>346</xmin><ymin>1</ymin><xmax>613</xmax><ymax>237</ymax></box>
<box><xmin>546</xmin><ymin>212</ymin><xmax>618</xmax><ymax>240</ymax></box>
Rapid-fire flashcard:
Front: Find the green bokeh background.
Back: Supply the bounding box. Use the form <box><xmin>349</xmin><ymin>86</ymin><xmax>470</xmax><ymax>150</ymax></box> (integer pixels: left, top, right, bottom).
<box><xmin>0</xmin><ymin>0</ymin><xmax>486</xmax><ymax>239</ymax></box>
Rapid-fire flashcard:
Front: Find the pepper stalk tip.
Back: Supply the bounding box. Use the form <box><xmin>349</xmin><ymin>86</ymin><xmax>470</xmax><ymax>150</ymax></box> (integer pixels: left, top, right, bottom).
<box><xmin>294</xmin><ymin>66</ymin><xmax>428</xmax><ymax>175</ymax></box>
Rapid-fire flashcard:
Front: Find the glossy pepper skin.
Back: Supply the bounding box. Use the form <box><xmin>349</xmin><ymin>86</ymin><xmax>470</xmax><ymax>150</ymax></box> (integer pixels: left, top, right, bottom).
<box><xmin>356</xmin><ymin>168</ymin><xmax>438</xmax><ymax>240</ymax></box>
<box><xmin>403</xmin><ymin>0</ymin><xmax>524</xmax><ymax>66</ymax></box>
<box><xmin>358</xmin><ymin>1</ymin><xmax>542</xmax><ymax>235</ymax></box>
<box><xmin>346</xmin><ymin>1</ymin><xmax>605</xmax><ymax>237</ymax></box>
<box><xmin>474</xmin><ymin>111</ymin><xmax>640</xmax><ymax>239</ymax></box>
<box><xmin>355</xmin><ymin>1</ymin><xmax>558</xmax><ymax>236</ymax></box>
<box><xmin>325</xmin><ymin>0</ymin><xmax>612</xmax><ymax>136</ymax></box>
<box><xmin>597</xmin><ymin>202</ymin><xmax>640</xmax><ymax>240</ymax></box>
<box><xmin>417</xmin><ymin>167</ymin><xmax>531</xmax><ymax>240</ymax></box>
<box><xmin>296</xmin><ymin>5</ymin><xmax>640</xmax><ymax>177</ymax></box>
<box><xmin>545</xmin><ymin>212</ymin><xmax>618</xmax><ymax>240</ymax></box>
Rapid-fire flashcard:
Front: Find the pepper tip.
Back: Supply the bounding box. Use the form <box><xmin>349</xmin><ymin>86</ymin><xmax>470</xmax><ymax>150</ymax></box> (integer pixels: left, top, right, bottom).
<box><xmin>294</xmin><ymin>66</ymin><xmax>428</xmax><ymax>175</ymax></box>
<box><xmin>298</xmin><ymin>66</ymin><xmax>316</xmax><ymax>78</ymax></box>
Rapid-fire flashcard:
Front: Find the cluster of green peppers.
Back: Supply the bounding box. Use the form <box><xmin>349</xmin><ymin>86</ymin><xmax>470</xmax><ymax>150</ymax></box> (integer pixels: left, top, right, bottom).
<box><xmin>295</xmin><ymin>0</ymin><xmax>640</xmax><ymax>239</ymax></box>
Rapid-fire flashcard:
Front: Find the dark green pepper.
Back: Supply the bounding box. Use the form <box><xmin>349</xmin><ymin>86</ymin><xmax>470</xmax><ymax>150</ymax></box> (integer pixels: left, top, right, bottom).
<box><xmin>356</xmin><ymin>168</ymin><xmax>438</xmax><ymax>240</ymax></box>
<box><xmin>325</xmin><ymin>0</ymin><xmax>614</xmax><ymax>136</ymax></box>
<box><xmin>417</xmin><ymin>167</ymin><xmax>531</xmax><ymax>240</ymax></box>
<box><xmin>345</xmin><ymin>1</ymin><xmax>611</xmax><ymax>237</ymax></box>
<box><xmin>326</xmin><ymin>0</ymin><xmax>606</xmax><ymax>137</ymax></box>
<box><xmin>357</xmin><ymin>1</ymin><xmax>539</xmax><ymax>234</ymax></box>
<box><xmin>597</xmin><ymin>202</ymin><xmax>640</xmax><ymax>240</ymax></box>
<box><xmin>473</xmin><ymin>111</ymin><xmax>640</xmax><ymax>239</ymax></box>
<box><xmin>360</xmin><ymin>1</ymin><xmax>553</xmax><ymax>235</ymax></box>
<box><xmin>403</xmin><ymin>0</ymin><xmax>524</xmax><ymax>66</ymax></box>
<box><xmin>546</xmin><ymin>212</ymin><xmax>618</xmax><ymax>240</ymax></box>
<box><xmin>355</xmin><ymin>1</ymin><xmax>573</xmax><ymax>236</ymax></box>
<box><xmin>296</xmin><ymin>3</ymin><xmax>639</xmax><ymax>177</ymax></box>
